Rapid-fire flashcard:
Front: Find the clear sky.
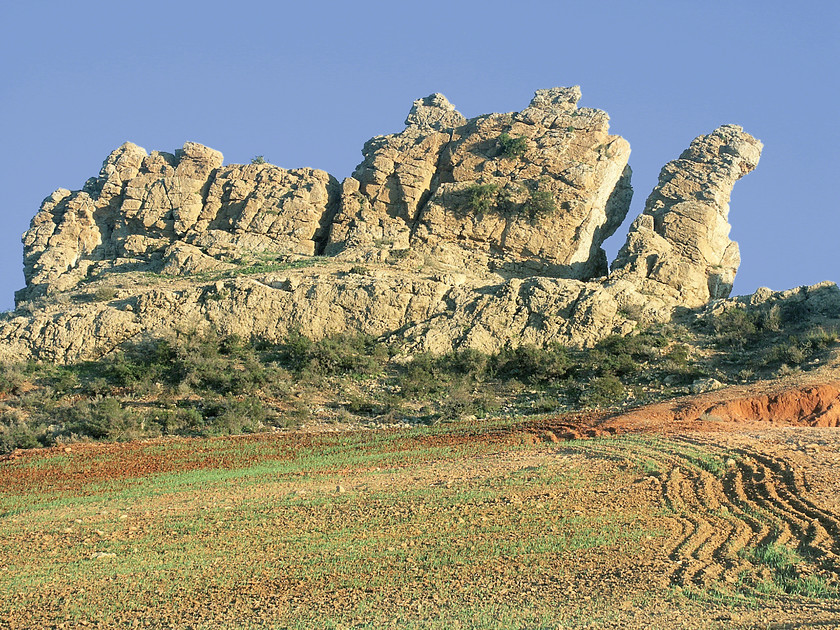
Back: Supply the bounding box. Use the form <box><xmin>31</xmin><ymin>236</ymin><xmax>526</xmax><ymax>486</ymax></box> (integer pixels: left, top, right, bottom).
<box><xmin>1</xmin><ymin>1</ymin><xmax>837</xmax><ymax>311</ymax></box>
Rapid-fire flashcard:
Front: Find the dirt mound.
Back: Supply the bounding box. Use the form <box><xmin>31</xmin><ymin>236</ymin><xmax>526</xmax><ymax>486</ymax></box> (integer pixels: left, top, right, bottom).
<box><xmin>587</xmin><ymin>380</ymin><xmax>840</xmax><ymax>436</ymax></box>
<box><xmin>702</xmin><ymin>383</ymin><xmax>840</xmax><ymax>427</ymax></box>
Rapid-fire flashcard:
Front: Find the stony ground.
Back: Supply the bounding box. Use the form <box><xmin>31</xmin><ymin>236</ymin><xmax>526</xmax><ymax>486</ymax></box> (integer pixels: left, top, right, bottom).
<box><xmin>2</xmin><ymin>374</ymin><xmax>840</xmax><ymax>629</ymax></box>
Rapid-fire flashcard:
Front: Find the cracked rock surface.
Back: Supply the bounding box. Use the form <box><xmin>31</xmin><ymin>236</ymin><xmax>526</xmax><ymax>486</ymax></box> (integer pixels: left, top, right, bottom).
<box><xmin>1</xmin><ymin>88</ymin><xmax>797</xmax><ymax>364</ymax></box>
<box><xmin>611</xmin><ymin>125</ymin><xmax>763</xmax><ymax>307</ymax></box>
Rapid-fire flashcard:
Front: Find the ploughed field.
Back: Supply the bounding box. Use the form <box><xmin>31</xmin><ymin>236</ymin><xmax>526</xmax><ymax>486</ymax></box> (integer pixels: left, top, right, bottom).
<box><xmin>2</xmin><ymin>408</ymin><xmax>840</xmax><ymax>629</ymax></box>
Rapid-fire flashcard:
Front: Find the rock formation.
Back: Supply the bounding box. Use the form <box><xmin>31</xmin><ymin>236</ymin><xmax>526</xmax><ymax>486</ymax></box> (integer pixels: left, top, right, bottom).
<box><xmin>2</xmin><ymin>86</ymin><xmax>811</xmax><ymax>365</ymax></box>
<box><xmin>611</xmin><ymin>125</ymin><xmax>763</xmax><ymax>307</ymax></box>
<box><xmin>328</xmin><ymin>87</ymin><xmax>632</xmax><ymax>280</ymax></box>
<box><xmin>19</xmin><ymin>142</ymin><xmax>339</xmax><ymax>302</ymax></box>
<box><xmin>325</xmin><ymin>93</ymin><xmax>466</xmax><ymax>254</ymax></box>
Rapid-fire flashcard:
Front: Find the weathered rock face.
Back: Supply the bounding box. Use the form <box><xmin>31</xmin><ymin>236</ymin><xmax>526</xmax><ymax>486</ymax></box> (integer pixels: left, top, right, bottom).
<box><xmin>328</xmin><ymin>87</ymin><xmax>632</xmax><ymax>280</ymax></box>
<box><xmin>0</xmin><ymin>264</ymin><xmax>639</xmax><ymax>364</ymax></box>
<box><xmin>325</xmin><ymin>94</ymin><xmax>465</xmax><ymax>254</ymax></box>
<box><xmin>2</xmin><ymin>87</ymin><xmax>782</xmax><ymax>364</ymax></box>
<box><xmin>19</xmin><ymin>142</ymin><xmax>339</xmax><ymax>302</ymax></box>
<box><xmin>611</xmin><ymin>125</ymin><xmax>762</xmax><ymax>307</ymax></box>
<box><xmin>413</xmin><ymin>87</ymin><xmax>632</xmax><ymax>279</ymax></box>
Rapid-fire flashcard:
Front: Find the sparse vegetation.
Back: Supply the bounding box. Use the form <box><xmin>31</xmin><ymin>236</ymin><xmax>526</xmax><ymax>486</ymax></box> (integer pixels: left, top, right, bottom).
<box><xmin>4</xmin><ymin>425</ymin><xmax>839</xmax><ymax>627</ymax></box>
<box><xmin>578</xmin><ymin>375</ymin><xmax>625</xmax><ymax>407</ymax></box>
<box><xmin>464</xmin><ymin>182</ymin><xmax>500</xmax><ymax>214</ymax></box>
<box><xmin>497</xmin><ymin>132</ymin><xmax>528</xmax><ymax>158</ymax></box>
<box><xmin>703</xmin><ymin>305</ymin><xmax>840</xmax><ymax>372</ymax></box>
<box><xmin>523</xmin><ymin>185</ymin><xmax>557</xmax><ymax>220</ymax></box>
<box><xmin>250</xmin><ymin>155</ymin><xmax>267</xmax><ymax>164</ymax></box>
<box><xmin>2</xmin><ymin>297</ymin><xmax>839</xmax><ymax>454</ymax></box>
<box><xmin>736</xmin><ymin>541</ymin><xmax>839</xmax><ymax>598</ymax></box>
<box><xmin>93</xmin><ymin>286</ymin><xmax>117</xmax><ymax>302</ymax></box>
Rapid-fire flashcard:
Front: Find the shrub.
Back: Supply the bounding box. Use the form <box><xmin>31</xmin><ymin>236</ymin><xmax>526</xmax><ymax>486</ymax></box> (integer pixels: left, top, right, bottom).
<box><xmin>341</xmin><ymin>394</ymin><xmax>385</xmax><ymax>416</ymax></box>
<box><xmin>465</xmin><ymin>183</ymin><xmax>500</xmax><ymax>214</ymax></box>
<box><xmin>590</xmin><ymin>333</ymin><xmax>665</xmax><ymax>377</ymax></box>
<box><xmin>0</xmin><ymin>363</ymin><xmax>26</xmax><ymax>395</ymax></box>
<box><xmin>386</xmin><ymin>249</ymin><xmax>412</xmax><ymax>263</ymax></box>
<box><xmin>498</xmin><ymin>132</ymin><xmax>528</xmax><ymax>158</ymax></box>
<box><xmin>775</xmin><ymin>363</ymin><xmax>799</xmax><ymax>378</ymax></box>
<box><xmin>763</xmin><ymin>341</ymin><xmax>807</xmax><ymax>366</ymax></box>
<box><xmin>578</xmin><ymin>375</ymin><xmax>625</xmax><ymax>408</ymax></box>
<box><xmin>523</xmin><ymin>188</ymin><xmax>557</xmax><ymax>220</ymax></box>
<box><xmin>110</xmin><ymin>338</ymin><xmax>182</xmax><ymax>390</ymax></box>
<box><xmin>107</xmin><ymin>331</ymin><xmax>270</xmax><ymax>396</ymax></box>
<box><xmin>492</xmin><ymin>344</ymin><xmax>572</xmax><ymax>384</ymax></box>
<box><xmin>597</xmin><ymin>333</ymin><xmax>665</xmax><ymax>357</ymax></box>
<box><xmin>664</xmin><ymin>344</ymin><xmax>690</xmax><ymax>368</ymax></box>
<box><xmin>251</xmin><ymin>156</ymin><xmax>267</xmax><ymax>165</ymax></box>
<box><xmin>176</xmin><ymin>331</ymin><xmax>267</xmax><ymax>395</ymax></box>
<box><xmin>398</xmin><ymin>352</ymin><xmax>449</xmax><ymax>399</ymax></box>
<box><xmin>710</xmin><ymin>308</ymin><xmax>759</xmax><ymax>349</ymax></box>
<box><xmin>80</xmin><ymin>375</ymin><xmax>111</xmax><ymax>396</ymax></box>
<box><xmin>148</xmin><ymin>406</ymin><xmax>205</xmax><ymax>435</ymax></box>
<box><xmin>591</xmin><ymin>350</ymin><xmax>638</xmax><ymax>377</ymax></box>
<box><xmin>279</xmin><ymin>331</ymin><xmax>387</xmax><ymax>378</ymax></box>
<box><xmin>201</xmin><ymin>396</ymin><xmax>271</xmax><ymax>435</ymax></box>
<box><xmin>436</xmin><ymin>382</ymin><xmax>499</xmax><ymax>421</ymax></box>
<box><xmin>761</xmin><ymin>304</ymin><xmax>782</xmax><ymax>332</ymax></box>
<box><xmin>0</xmin><ymin>411</ymin><xmax>48</xmax><ymax>452</ymax></box>
<box><xmin>94</xmin><ymin>287</ymin><xmax>117</xmax><ymax>302</ymax></box>
<box><xmin>801</xmin><ymin>326</ymin><xmax>839</xmax><ymax>351</ymax></box>
<box><xmin>47</xmin><ymin>367</ymin><xmax>82</xmax><ymax>396</ymax></box>
<box><xmin>443</xmin><ymin>349</ymin><xmax>490</xmax><ymax>379</ymax></box>
<box><xmin>61</xmin><ymin>397</ymin><xmax>145</xmax><ymax>442</ymax></box>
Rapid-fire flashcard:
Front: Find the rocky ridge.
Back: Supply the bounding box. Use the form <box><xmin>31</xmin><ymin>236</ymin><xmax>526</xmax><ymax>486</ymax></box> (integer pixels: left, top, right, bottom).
<box><xmin>3</xmin><ymin>86</ymin><xmax>830</xmax><ymax>365</ymax></box>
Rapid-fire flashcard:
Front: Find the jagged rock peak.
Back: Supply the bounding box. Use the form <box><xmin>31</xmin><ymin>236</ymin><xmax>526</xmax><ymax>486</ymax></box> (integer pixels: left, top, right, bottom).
<box><xmin>18</xmin><ymin>139</ymin><xmax>337</xmax><ymax>302</ymax></box>
<box><xmin>329</xmin><ymin>86</ymin><xmax>632</xmax><ymax>281</ymax></box>
<box><xmin>404</xmin><ymin>93</ymin><xmax>466</xmax><ymax>130</ymax></box>
<box><xmin>611</xmin><ymin>125</ymin><xmax>763</xmax><ymax>307</ymax></box>
<box><xmin>680</xmin><ymin>124</ymin><xmax>761</xmax><ymax>173</ymax></box>
<box><xmin>527</xmin><ymin>86</ymin><xmax>582</xmax><ymax>113</ymax></box>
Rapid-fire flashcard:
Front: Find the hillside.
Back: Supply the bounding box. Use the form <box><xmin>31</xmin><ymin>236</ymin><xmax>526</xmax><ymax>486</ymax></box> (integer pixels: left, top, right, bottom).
<box><xmin>2</xmin><ymin>86</ymin><xmax>840</xmax><ymax>628</ymax></box>
<box><xmin>3</xmin><ymin>393</ymin><xmax>840</xmax><ymax>628</ymax></box>
<box><xmin>0</xmin><ymin>89</ymin><xmax>838</xmax><ymax>451</ymax></box>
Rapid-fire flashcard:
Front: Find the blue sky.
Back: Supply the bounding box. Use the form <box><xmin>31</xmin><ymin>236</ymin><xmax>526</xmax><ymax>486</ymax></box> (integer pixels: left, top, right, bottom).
<box><xmin>1</xmin><ymin>1</ymin><xmax>837</xmax><ymax>311</ymax></box>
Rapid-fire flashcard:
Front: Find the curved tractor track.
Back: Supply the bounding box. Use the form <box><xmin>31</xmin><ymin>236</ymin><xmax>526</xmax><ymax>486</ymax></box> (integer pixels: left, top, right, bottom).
<box><xmin>570</xmin><ymin>435</ymin><xmax>840</xmax><ymax>598</ymax></box>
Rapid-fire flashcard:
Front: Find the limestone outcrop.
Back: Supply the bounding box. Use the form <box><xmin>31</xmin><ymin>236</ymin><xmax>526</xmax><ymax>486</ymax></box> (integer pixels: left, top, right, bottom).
<box><xmin>412</xmin><ymin>87</ymin><xmax>632</xmax><ymax>279</ymax></box>
<box><xmin>0</xmin><ymin>87</ymin><xmax>793</xmax><ymax>364</ymax></box>
<box><xmin>328</xmin><ymin>87</ymin><xmax>632</xmax><ymax>280</ymax></box>
<box><xmin>325</xmin><ymin>94</ymin><xmax>466</xmax><ymax>254</ymax></box>
<box><xmin>19</xmin><ymin>142</ymin><xmax>339</xmax><ymax>302</ymax></box>
<box><xmin>611</xmin><ymin>125</ymin><xmax>763</xmax><ymax>307</ymax></box>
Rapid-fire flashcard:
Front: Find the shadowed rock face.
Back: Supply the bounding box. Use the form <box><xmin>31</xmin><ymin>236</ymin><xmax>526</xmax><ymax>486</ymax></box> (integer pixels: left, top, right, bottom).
<box><xmin>0</xmin><ymin>88</ymin><xmax>790</xmax><ymax>365</ymax></box>
<box><xmin>611</xmin><ymin>125</ymin><xmax>763</xmax><ymax>307</ymax></box>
